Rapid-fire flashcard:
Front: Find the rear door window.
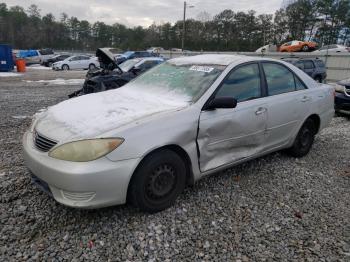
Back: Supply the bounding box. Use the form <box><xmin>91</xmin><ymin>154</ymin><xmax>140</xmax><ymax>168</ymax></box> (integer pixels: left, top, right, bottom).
<box><xmin>303</xmin><ymin>60</ymin><xmax>315</xmax><ymax>69</ymax></box>
<box><xmin>262</xmin><ymin>62</ymin><xmax>296</xmax><ymax>96</ymax></box>
<box><xmin>315</xmin><ymin>60</ymin><xmax>325</xmax><ymax>67</ymax></box>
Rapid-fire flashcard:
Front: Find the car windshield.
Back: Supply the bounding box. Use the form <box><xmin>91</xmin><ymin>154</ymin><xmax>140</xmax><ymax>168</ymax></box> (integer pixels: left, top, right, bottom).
<box><xmin>119</xmin><ymin>59</ymin><xmax>141</xmax><ymax>72</ymax></box>
<box><xmin>127</xmin><ymin>62</ymin><xmax>225</xmax><ymax>102</ymax></box>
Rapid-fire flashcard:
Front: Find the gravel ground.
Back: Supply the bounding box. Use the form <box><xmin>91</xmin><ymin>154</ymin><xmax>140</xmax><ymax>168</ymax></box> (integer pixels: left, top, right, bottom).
<box><xmin>0</xmin><ymin>69</ymin><xmax>350</xmax><ymax>261</ymax></box>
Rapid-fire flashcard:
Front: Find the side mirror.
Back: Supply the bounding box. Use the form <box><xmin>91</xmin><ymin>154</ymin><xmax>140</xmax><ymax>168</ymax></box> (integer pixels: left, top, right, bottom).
<box><xmin>204</xmin><ymin>97</ymin><xmax>237</xmax><ymax>110</ymax></box>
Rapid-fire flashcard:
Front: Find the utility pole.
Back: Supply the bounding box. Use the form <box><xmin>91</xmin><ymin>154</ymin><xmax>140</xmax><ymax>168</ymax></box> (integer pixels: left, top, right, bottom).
<box><xmin>182</xmin><ymin>1</ymin><xmax>186</xmax><ymax>51</ymax></box>
<box><xmin>181</xmin><ymin>1</ymin><xmax>194</xmax><ymax>52</ymax></box>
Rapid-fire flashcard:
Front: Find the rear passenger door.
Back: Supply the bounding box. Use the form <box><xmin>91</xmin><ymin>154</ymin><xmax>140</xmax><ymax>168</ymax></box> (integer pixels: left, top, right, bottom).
<box><xmin>79</xmin><ymin>56</ymin><xmax>91</xmax><ymax>69</ymax></box>
<box><xmin>69</xmin><ymin>56</ymin><xmax>82</xmax><ymax>69</ymax></box>
<box><xmin>261</xmin><ymin>62</ymin><xmax>310</xmax><ymax>149</ymax></box>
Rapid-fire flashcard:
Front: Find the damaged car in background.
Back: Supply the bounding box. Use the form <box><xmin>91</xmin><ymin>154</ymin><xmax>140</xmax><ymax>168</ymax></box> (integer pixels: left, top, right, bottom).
<box><xmin>23</xmin><ymin>54</ymin><xmax>334</xmax><ymax>212</ymax></box>
<box><xmin>333</xmin><ymin>78</ymin><xmax>350</xmax><ymax>116</ymax></box>
<box><xmin>69</xmin><ymin>48</ymin><xmax>164</xmax><ymax>97</ymax></box>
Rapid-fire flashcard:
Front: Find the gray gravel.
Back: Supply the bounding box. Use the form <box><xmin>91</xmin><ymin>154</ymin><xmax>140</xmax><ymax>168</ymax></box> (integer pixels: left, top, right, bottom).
<box><xmin>1</xmin><ymin>70</ymin><xmax>350</xmax><ymax>261</ymax></box>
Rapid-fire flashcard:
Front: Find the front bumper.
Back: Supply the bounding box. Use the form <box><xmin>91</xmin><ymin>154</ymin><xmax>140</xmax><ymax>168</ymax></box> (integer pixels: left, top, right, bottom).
<box><xmin>335</xmin><ymin>92</ymin><xmax>350</xmax><ymax>113</ymax></box>
<box><xmin>23</xmin><ymin>131</ymin><xmax>140</xmax><ymax>209</ymax></box>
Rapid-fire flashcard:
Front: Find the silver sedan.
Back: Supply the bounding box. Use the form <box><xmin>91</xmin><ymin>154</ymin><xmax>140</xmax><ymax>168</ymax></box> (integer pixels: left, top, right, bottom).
<box><xmin>23</xmin><ymin>55</ymin><xmax>334</xmax><ymax>212</ymax></box>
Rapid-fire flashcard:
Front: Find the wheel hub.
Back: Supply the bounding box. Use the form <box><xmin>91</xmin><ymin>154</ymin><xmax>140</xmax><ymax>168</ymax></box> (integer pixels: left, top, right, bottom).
<box><xmin>147</xmin><ymin>164</ymin><xmax>175</xmax><ymax>199</ymax></box>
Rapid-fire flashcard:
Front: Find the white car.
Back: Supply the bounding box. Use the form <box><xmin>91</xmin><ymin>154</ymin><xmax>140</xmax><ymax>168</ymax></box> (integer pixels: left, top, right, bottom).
<box><xmin>52</xmin><ymin>55</ymin><xmax>99</xmax><ymax>71</ymax></box>
<box><xmin>23</xmin><ymin>55</ymin><xmax>334</xmax><ymax>212</ymax></box>
<box><xmin>313</xmin><ymin>44</ymin><xmax>350</xmax><ymax>53</ymax></box>
<box><xmin>255</xmin><ymin>44</ymin><xmax>278</xmax><ymax>53</ymax></box>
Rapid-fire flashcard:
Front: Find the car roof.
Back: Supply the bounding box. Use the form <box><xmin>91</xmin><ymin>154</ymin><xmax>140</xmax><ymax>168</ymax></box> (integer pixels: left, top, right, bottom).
<box><xmin>169</xmin><ymin>54</ymin><xmax>255</xmax><ymax>66</ymax></box>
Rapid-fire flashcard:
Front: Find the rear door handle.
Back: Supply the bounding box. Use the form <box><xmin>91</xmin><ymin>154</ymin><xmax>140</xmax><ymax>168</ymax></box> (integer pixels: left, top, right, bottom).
<box><xmin>301</xmin><ymin>96</ymin><xmax>311</xmax><ymax>102</ymax></box>
<box><xmin>255</xmin><ymin>107</ymin><xmax>267</xmax><ymax>115</ymax></box>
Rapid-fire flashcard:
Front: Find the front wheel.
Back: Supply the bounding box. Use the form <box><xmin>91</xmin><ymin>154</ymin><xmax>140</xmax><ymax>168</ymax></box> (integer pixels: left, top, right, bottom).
<box><xmin>128</xmin><ymin>149</ymin><xmax>187</xmax><ymax>213</ymax></box>
<box><xmin>62</xmin><ymin>64</ymin><xmax>69</xmax><ymax>71</ymax></box>
<box><xmin>88</xmin><ymin>64</ymin><xmax>96</xmax><ymax>70</ymax></box>
<box><xmin>287</xmin><ymin>119</ymin><xmax>316</xmax><ymax>157</ymax></box>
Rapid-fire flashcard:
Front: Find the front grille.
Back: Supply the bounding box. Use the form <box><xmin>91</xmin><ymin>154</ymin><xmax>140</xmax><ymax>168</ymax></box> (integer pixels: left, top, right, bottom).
<box><xmin>34</xmin><ymin>131</ymin><xmax>57</xmax><ymax>152</ymax></box>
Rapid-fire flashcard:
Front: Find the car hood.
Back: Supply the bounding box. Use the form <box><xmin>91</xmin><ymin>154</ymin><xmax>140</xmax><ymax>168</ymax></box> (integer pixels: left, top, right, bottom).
<box><xmin>34</xmin><ymin>84</ymin><xmax>190</xmax><ymax>142</ymax></box>
<box><xmin>96</xmin><ymin>48</ymin><xmax>117</xmax><ymax>67</ymax></box>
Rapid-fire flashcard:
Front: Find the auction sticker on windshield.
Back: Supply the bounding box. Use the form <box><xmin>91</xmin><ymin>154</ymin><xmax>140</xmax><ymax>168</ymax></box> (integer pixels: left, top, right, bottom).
<box><xmin>189</xmin><ymin>65</ymin><xmax>214</xmax><ymax>73</ymax></box>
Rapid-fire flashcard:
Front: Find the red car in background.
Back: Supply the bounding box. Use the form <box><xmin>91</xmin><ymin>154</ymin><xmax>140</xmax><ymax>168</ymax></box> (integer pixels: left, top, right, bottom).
<box><xmin>279</xmin><ymin>40</ymin><xmax>317</xmax><ymax>52</ymax></box>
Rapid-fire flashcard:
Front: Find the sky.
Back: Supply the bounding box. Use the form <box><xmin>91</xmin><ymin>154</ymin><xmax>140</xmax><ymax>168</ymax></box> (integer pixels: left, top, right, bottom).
<box><xmin>4</xmin><ymin>0</ymin><xmax>282</xmax><ymax>27</ymax></box>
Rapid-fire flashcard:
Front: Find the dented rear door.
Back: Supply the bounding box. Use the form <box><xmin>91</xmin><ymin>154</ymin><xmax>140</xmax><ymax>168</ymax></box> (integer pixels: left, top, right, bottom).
<box><xmin>197</xmin><ymin>99</ymin><xmax>268</xmax><ymax>172</ymax></box>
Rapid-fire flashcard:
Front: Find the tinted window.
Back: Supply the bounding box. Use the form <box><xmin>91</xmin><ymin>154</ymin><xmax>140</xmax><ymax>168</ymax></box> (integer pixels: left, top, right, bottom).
<box><xmin>295</xmin><ymin>61</ymin><xmax>304</xmax><ymax>70</ymax></box>
<box><xmin>39</xmin><ymin>49</ymin><xmax>54</xmax><ymax>55</ymax></box>
<box><xmin>315</xmin><ymin>60</ymin><xmax>325</xmax><ymax>67</ymax></box>
<box><xmin>303</xmin><ymin>60</ymin><xmax>315</xmax><ymax>69</ymax></box>
<box><xmin>59</xmin><ymin>55</ymin><xmax>69</xmax><ymax>59</ymax></box>
<box><xmin>262</xmin><ymin>63</ymin><xmax>295</xmax><ymax>96</ymax></box>
<box><xmin>216</xmin><ymin>63</ymin><xmax>261</xmax><ymax>102</ymax></box>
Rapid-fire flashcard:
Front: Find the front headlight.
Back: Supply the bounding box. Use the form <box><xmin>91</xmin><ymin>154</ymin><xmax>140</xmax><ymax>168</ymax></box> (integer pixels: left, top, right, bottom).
<box><xmin>334</xmin><ymin>84</ymin><xmax>345</xmax><ymax>94</ymax></box>
<box><xmin>49</xmin><ymin>138</ymin><xmax>124</xmax><ymax>162</ymax></box>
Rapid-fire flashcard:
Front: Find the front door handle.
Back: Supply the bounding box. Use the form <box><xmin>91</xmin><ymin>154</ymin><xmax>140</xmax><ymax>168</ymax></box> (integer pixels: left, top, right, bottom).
<box><xmin>255</xmin><ymin>107</ymin><xmax>267</xmax><ymax>115</ymax></box>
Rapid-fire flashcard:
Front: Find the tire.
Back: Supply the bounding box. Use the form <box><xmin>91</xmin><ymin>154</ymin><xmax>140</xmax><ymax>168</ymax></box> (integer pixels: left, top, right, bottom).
<box><xmin>88</xmin><ymin>64</ymin><xmax>96</xmax><ymax>70</ymax></box>
<box><xmin>314</xmin><ymin>75</ymin><xmax>323</xmax><ymax>83</ymax></box>
<box><xmin>287</xmin><ymin>119</ymin><xmax>316</xmax><ymax>157</ymax></box>
<box><xmin>62</xmin><ymin>64</ymin><xmax>69</xmax><ymax>71</ymax></box>
<box><xmin>48</xmin><ymin>62</ymin><xmax>53</xmax><ymax>67</ymax></box>
<box><xmin>128</xmin><ymin>149</ymin><xmax>187</xmax><ymax>213</ymax></box>
<box><xmin>302</xmin><ymin>45</ymin><xmax>309</xmax><ymax>52</ymax></box>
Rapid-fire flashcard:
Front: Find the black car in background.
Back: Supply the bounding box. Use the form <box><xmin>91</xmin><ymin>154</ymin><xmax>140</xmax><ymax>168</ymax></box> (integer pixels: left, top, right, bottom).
<box><xmin>281</xmin><ymin>57</ymin><xmax>327</xmax><ymax>83</ymax></box>
<box><xmin>42</xmin><ymin>54</ymin><xmax>70</xmax><ymax>67</ymax></box>
<box><xmin>334</xmin><ymin>78</ymin><xmax>350</xmax><ymax>116</ymax></box>
<box><xmin>68</xmin><ymin>48</ymin><xmax>164</xmax><ymax>98</ymax></box>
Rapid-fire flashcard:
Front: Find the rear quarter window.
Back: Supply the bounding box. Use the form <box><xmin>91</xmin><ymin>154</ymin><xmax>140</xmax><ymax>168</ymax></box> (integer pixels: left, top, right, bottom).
<box><xmin>315</xmin><ymin>60</ymin><xmax>325</xmax><ymax>67</ymax></box>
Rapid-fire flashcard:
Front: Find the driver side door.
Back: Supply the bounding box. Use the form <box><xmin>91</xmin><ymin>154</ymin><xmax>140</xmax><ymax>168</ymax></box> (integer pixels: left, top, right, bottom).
<box><xmin>197</xmin><ymin>63</ymin><xmax>268</xmax><ymax>172</ymax></box>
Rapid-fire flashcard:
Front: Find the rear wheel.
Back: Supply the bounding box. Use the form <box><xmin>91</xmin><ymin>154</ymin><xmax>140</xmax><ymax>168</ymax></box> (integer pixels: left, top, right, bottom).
<box><xmin>62</xmin><ymin>64</ymin><xmax>69</xmax><ymax>71</ymax></box>
<box><xmin>88</xmin><ymin>64</ymin><xmax>96</xmax><ymax>70</ymax></box>
<box><xmin>128</xmin><ymin>149</ymin><xmax>186</xmax><ymax>213</ymax></box>
<box><xmin>302</xmin><ymin>45</ymin><xmax>309</xmax><ymax>52</ymax></box>
<box><xmin>287</xmin><ymin>119</ymin><xmax>316</xmax><ymax>157</ymax></box>
<box><xmin>314</xmin><ymin>75</ymin><xmax>323</xmax><ymax>83</ymax></box>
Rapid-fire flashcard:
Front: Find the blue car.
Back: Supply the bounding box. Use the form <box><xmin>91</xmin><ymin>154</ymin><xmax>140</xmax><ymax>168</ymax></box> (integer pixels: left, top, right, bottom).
<box><xmin>335</xmin><ymin>78</ymin><xmax>350</xmax><ymax>115</ymax></box>
<box><xmin>116</xmin><ymin>51</ymin><xmax>158</xmax><ymax>64</ymax></box>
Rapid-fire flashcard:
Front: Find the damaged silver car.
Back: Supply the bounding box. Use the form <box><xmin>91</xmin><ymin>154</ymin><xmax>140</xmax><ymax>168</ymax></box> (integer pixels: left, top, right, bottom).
<box><xmin>23</xmin><ymin>54</ymin><xmax>334</xmax><ymax>212</ymax></box>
